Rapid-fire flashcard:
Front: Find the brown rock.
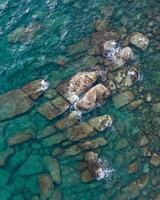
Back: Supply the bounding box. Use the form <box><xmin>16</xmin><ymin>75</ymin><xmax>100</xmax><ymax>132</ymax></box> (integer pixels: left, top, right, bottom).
<box><xmin>79</xmin><ymin>137</ymin><xmax>107</xmax><ymax>150</ymax></box>
<box><xmin>128</xmin><ymin>162</ymin><xmax>138</xmax><ymax>174</ymax></box>
<box><xmin>64</xmin><ymin>145</ymin><xmax>81</xmax><ymax>156</ymax></box>
<box><xmin>36</xmin><ymin>125</ymin><xmax>56</xmax><ymax>139</ymax></box>
<box><xmin>76</xmin><ymin>84</ymin><xmax>110</xmax><ymax>112</ymax></box>
<box><xmin>22</xmin><ymin>80</ymin><xmax>48</xmax><ymax>100</ymax></box>
<box><xmin>128</xmin><ymin>99</ymin><xmax>143</xmax><ymax>110</ymax></box>
<box><xmin>80</xmin><ymin>169</ymin><xmax>94</xmax><ymax>183</ymax></box>
<box><xmin>127</xmin><ymin>174</ymin><xmax>149</xmax><ymax>193</ymax></box>
<box><xmin>7</xmin><ymin>130</ymin><xmax>34</xmax><ymax>145</ymax></box>
<box><xmin>44</xmin><ymin>88</ymin><xmax>57</xmax><ymax>99</ymax></box>
<box><xmin>0</xmin><ymin>89</ymin><xmax>33</xmax><ymax>121</ymax></box>
<box><xmin>129</xmin><ymin>32</ymin><xmax>149</xmax><ymax>50</ymax></box>
<box><xmin>43</xmin><ymin>156</ymin><xmax>61</xmax><ymax>184</ymax></box>
<box><xmin>50</xmin><ymin>96</ymin><xmax>69</xmax><ymax>114</ymax></box>
<box><xmin>150</xmin><ymin>154</ymin><xmax>160</xmax><ymax>166</ymax></box>
<box><xmin>39</xmin><ymin>174</ymin><xmax>54</xmax><ymax>200</ymax></box>
<box><xmin>66</xmin><ymin>71</ymin><xmax>98</xmax><ymax>103</ymax></box>
<box><xmin>37</xmin><ymin>102</ymin><xmax>59</xmax><ymax>120</ymax></box>
<box><xmin>92</xmin><ymin>30</ymin><xmax>120</xmax><ymax>45</ymax></box>
<box><xmin>42</xmin><ymin>133</ymin><xmax>65</xmax><ymax>147</ymax></box>
<box><xmin>88</xmin><ymin>115</ymin><xmax>113</xmax><ymax>131</ymax></box>
<box><xmin>55</xmin><ymin>112</ymin><xmax>79</xmax><ymax>130</ymax></box>
<box><xmin>66</xmin><ymin>122</ymin><xmax>95</xmax><ymax>141</ymax></box>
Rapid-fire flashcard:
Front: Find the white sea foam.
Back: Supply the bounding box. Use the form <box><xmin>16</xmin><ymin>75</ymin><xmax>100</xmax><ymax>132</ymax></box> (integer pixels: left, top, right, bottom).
<box><xmin>96</xmin><ymin>159</ymin><xmax>115</xmax><ymax>181</ymax></box>
<box><xmin>37</xmin><ymin>80</ymin><xmax>49</xmax><ymax>92</ymax></box>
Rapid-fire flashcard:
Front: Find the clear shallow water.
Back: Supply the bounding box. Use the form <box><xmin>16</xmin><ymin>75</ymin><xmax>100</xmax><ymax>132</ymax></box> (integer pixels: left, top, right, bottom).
<box><xmin>0</xmin><ymin>0</ymin><xmax>160</xmax><ymax>199</ymax></box>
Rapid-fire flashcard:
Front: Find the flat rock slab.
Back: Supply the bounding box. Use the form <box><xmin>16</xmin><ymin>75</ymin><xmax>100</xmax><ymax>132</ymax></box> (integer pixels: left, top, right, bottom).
<box><xmin>43</xmin><ymin>156</ymin><xmax>61</xmax><ymax>184</ymax></box>
<box><xmin>36</xmin><ymin>125</ymin><xmax>56</xmax><ymax>139</ymax></box>
<box><xmin>41</xmin><ymin>133</ymin><xmax>65</xmax><ymax>147</ymax></box>
<box><xmin>22</xmin><ymin>79</ymin><xmax>46</xmax><ymax>100</ymax></box>
<box><xmin>0</xmin><ymin>89</ymin><xmax>33</xmax><ymax>121</ymax></box>
<box><xmin>55</xmin><ymin>112</ymin><xmax>79</xmax><ymax>130</ymax></box>
<box><xmin>50</xmin><ymin>96</ymin><xmax>69</xmax><ymax>113</ymax></box>
<box><xmin>112</xmin><ymin>91</ymin><xmax>134</xmax><ymax>108</ymax></box>
<box><xmin>37</xmin><ymin>95</ymin><xmax>69</xmax><ymax>120</ymax></box>
<box><xmin>66</xmin><ymin>122</ymin><xmax>95</xmax><ymax>141</ymax></box>
<box><xmin>39</xmin><ymin>174</ymin><xmax>54</xmax><ymax>200</ymax></box>
<box><xmin>79</xmin><ymin>137</ymin><xmax>107</xmax><ymax>150</ymax></box>
<box><xmin>7</xmin><ymin>130</ymin><xmax>34</xmax><ymax>145</ymax></box>
<box><xmin>37</xmin><ymin>102</ymin><xmax>60</xmax><ymax>120</ymax></box>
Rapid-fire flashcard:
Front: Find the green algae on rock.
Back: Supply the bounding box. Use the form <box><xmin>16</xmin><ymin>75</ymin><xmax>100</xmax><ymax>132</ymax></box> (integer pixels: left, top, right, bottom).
<box><xmin>0</xmin><ymin>89</ymin><xmax>33</xmax><ymax>121</ymax></box>
<box><xmin>43</xmin><ymin>156</ymin><xmax>61</xmax><ymax>184</ymax></box>
<box><xmin>7</xmin><ymin>130</ymin><xmax>34</xmax><ymax>145</ymax></box>
<box><xmin>112</xmin><ymin>91</ymin><xmax>134</xmax><ymax>108</ymax></box>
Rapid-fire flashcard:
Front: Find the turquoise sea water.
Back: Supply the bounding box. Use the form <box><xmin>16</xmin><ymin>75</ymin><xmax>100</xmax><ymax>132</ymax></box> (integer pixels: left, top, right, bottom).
<box><xmin>0</xmin><ymin>0</ymin><xmax>160</xmax><ymax>199</ymax></box>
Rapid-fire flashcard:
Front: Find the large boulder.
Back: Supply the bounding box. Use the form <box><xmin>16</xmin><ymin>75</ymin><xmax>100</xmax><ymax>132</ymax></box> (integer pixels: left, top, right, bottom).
<box><xmin>129</xmin><ymin>32</ymin><xmax>149</xmax><ymax>50</ymax></box>
<box><xmin>101</xmin><ymin>40</ymin><xmax>134</xmax><ymax>71</ymax></box>
<box><xmin>79</xmin><ymin>137</ymin><xmax>107</xmax><ymax>150</ymax></box>
<box><xmin>0</xmin><ymin>89</ymin><xmax>33</xmax><ymax>121</ymax></box>
<box><xmin>76</xmin><ymin>84</ymin><xmax>110</xmax><ymax>112</ymax></box>
<box><xmin>67</xmin><ymin>71</ymin><xmax>98</xmax><ymax>103</ymax></box>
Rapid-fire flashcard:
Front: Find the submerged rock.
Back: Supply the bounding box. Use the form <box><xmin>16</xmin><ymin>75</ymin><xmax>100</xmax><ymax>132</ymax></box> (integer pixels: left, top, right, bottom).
<box><xmin>92</xmin><ymin>30</ymin><xmax>120</xmax><ymax>45</ymax></box>
<box><xmin>43</xmin><ymin>156</ymin><xmax>61</xmax><ymax>184</ymax></box>
<box><xmin>7</xmin><ymin>130</ymin><xmax>34</xmax><ymax>145</ymax></box>
<box><xmin>152</xmin><ymin>102</ymin><xmax>160</xmax><ymax>113</ymax></box>
<box><xmin>79</xmin><ymin>137</ymin><xmax>107</xmax><ymax>150</ymax></box>
<box><xmin>76</xmin><ymin>84</ymin><xmax>110</xmax><ymax>112</ymax></box>
<box><xmin>0</xmin><ymin>148</ymin><xmax>14</xmax><ymax>166</ymax></box>
<box><xmin>8</xmin><ymin>23</ymin><xmax>41</xmax><ymax>44</ymax></box>
<box><xmin>55</xmin><ymin>112</ymin><xmax>79</xmax><ymax>130</ymax></box>
<box><xmin>66</xmin><ymin>122</ymin><xmax>95</xmax><ymax>141</ymax></box>
<box><xmin>37</xmin><ymin>102</ymin><xmax>59</xmax><ymax>120</ymax></box>
<box><xmin>88</xmin><ymin>115</ymin><xmax>113</xmax><ymax>131</ymax></box>
<box><xmin>112</xmin><ymin>91</ymin><xmax>134</xmax><ymax>108</ymax></box>
<box><xmin>84</xmin><ymin>151</ymin><xmax>114</xmax><ymax>181</ymax></box>
<box><xmin>150</xmin><ymin>154</ymin><xmax>160</xmax><ymax>166</ymax></box>
<box><xmin>22</xmin><ymin>79</ymin><xmax>49</xmax><ymax>100</ymax></box>
<box><xmin>0</xmin><ymin>89</ymin><xmax>33</xmax><ymax>121</ymax></box>
<box><xmin>80</xmin><ymin>169</ymin><xmax>94</xmax><ymax>183</ymax></box>
<box><xmin>41</xmin><ymin>133</ymin><xmax>65</xmax><ymax>147</ymax></box>
<box><xmin>64</xmin><ymin>145</ymin><xmax>81</xmax><ymax>156</ymax></box>
<box><xmin>126</xmin><ymin>174</ymin><xmax>149</xmax><ymax>198</ymax></box>
<box><xmin>128</xmin><ymin>162</ymin><xmax>138</xmax><ymax>174</ymax></box>
<box><xmin>39</xmin><ymin>174</ymin><xmax>54</xmax><ymax>200</ymax></box>
<box><xmin>19</xmin><ymin>155</ymin><xmax>44</xmax><ymax>176</ymax></box>
<box><xmin>50</xmin><ymin>96</ymin><xmax>69</xmax><ymax>114</ymax></box>
<box><xmin>129</xmin><ymin>32</ymin><xmax>149</xmax><ymax>50</ymax></box>
<box><xmin>36</xmin><ymin>125</ymin><xmax>56</xmax><ymax>139</ymax></box>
